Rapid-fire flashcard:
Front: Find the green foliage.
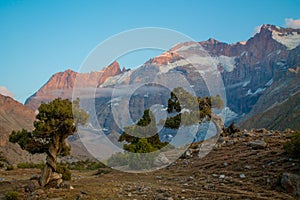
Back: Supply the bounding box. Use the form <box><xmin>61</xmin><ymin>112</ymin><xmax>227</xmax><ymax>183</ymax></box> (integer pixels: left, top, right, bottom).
<box><xmin>56</xmin><ymin>164</ymin><xmax>71</xmax><ymax>180</ymax></box>
<box><xmin>0</xmin><ymin>151</ymin><xmax>7</xmax><ymax>162</ymax></box>
<box><xmin>94</xmin><ymin>168</ymin><xmax>111</xmax><ymax>175</ymax></box>
<box><xmin>107</xmin><ymin>151</ymin><xmax>158</xmax><ymax>170</ymax></box>
<box><xmin>107</xmin><ymin>152</ymin><xmax>129</xmax><ymax>167</ymax></box>
<box><xmin>119</xmin><ymin>109</ymin><xmax>168</xmax><ymax>153</ymax></box>
<box><xmin>284</xmin><ymin>131</ymin><xmax>300</xmax><ymax>159</ymax></box>
<box><xmin>0</xmin><ymin>151</ymin><xmax>7</xmax><ymax>168</ymax></box>
<box><xmin>164</xmin><ymin>114</ymin><xmax>181</xmax><ymax>129</ymax></box>
<box><xmin>72</xmin><ymin>98</ymin><xmax>90</xmax><ymax>126</ymax></box>
<box><xmin>128</xmin><ymin>153</ymin><xmax>157</xmax><ymax>170</ymax></box>
<box><xmin>67</xmin><ymin>160</ymin><xmax>106</xmax><ymax>170</ymax></box>
<box><xmin>17</xmin><ymin>162</ymin><xmax>44</xmax><ymax>169</ymax></box>
<box><xmin>9</xmin><ymin>98</ymin><xmax>89</xmax><ymax>155</ymax></box>
<box><xmin>5</xmin><ymin>191</ymin><xmax>19</xmax><ymax>200</ymax></box>
<box><xmin>222</xmin><ymin>122</ymin><xmax>240</xmax><ymax>136</ymax></box>
<box><xmin>211</xmin><ymin>94</ymin><xmax>224</xmax><ymax>109</ymax></box>
<box><xmin>164</xmin><ymin>87</ymin><xmax>223</xmax><ymax>129</ymax></box>
<box><xmin>6</xmin><ymin>165</ymin><xmax>14</xmax><ymax>171</ymax></box>
<box><xmin>110</xmin><ymin>87</ymin><xmax>224</xmax><ymax>170</ymax></box>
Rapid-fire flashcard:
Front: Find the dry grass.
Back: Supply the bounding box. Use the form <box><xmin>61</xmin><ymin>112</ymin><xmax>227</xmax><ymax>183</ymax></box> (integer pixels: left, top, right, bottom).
<box><xmin>0</xmin><ymin>130</ymin><xmax>299</xmax><ymax>199</ymax></box>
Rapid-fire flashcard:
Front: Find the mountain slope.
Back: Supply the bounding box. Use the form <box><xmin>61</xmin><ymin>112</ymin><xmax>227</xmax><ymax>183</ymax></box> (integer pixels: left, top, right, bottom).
<box><xmin>241</xmin><ymin>90</ymin><xmax>300</xmax><ymax>131</ymax></box>
<box><xmin>0</xmin><ymin>94</ymin><xmax>44</xmax><ymax>164</ymax></box>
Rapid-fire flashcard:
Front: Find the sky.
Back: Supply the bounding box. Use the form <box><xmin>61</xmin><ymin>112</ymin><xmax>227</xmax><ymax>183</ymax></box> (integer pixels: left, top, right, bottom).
<box><xmin>0</xmin><ymin>0</ymin><xmax>300</xmax><ymax>103</ymax></box>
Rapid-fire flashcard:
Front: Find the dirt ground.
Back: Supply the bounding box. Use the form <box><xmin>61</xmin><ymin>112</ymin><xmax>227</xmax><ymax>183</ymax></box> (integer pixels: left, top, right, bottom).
<box><xmin>0</xmin><ymin>130</ymin><xmax>299</xmax><ymax>200</ymax></box>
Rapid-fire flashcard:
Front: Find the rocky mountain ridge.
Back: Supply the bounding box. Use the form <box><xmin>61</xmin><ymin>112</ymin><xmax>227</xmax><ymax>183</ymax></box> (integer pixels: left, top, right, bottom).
<box><xmin>24</xmin><ymin>24</ymin><xmax>300</xmax><ymax>132</ymax></box>
<box><xmin>25</xmin><ymin>61</ymin><xmax>126</xmax><ymax>110</ymax></box>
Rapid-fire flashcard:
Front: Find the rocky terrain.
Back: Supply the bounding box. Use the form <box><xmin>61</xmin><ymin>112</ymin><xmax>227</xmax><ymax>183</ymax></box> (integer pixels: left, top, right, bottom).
<box><xmin>0</xmin><ymin>129</ymin><xmax>299</xmax><ymax>199</ymax></box>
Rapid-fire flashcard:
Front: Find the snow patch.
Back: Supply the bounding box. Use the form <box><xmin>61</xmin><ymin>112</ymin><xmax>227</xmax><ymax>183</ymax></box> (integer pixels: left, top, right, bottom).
<box><xmin>221</xmin><ymin>107</ymin><xmax>238</xmax><ymax>123</ymax></box>
<box><xmin>159</xmin><ymin>55</ymin><xmax>236</xmax><ymax>73</ymax></box>
<box><xmin>0</xmin><ymin>86</ymin><xmax>14</xmax><ymax>98</ymax></box>
<box><xmin>242</xmin><ymin>80</ymin><xmax>251</xmax><ymax>87</ymax></box>
<box><xmin>253</xmin><ymin>87</ymin><xmax>266</xmax><ymax>95</ymax></box>
<box><xmin>180</xmin><ymin>108</ymin><xmax>191</xmax><ymax>114</ymax></box>
<box><xmin>101</xmin><ymin>70</ymin><xmax>132</xmax><ymax>87</ymax></box>
<box><xmin>272</xmin><ymin>30</ymin><xmax>300</xmax><ymax>50</ymax></box>
<box><xmin>246</xmin><ymin>87</ymin><xmax>267</xmax><ymax>96</ymax></box>
<box><xmin>240</xmin><ymin>51</ymin><xmax>248</xmax><ymax>56</ymax></box>
<box><xmin>175</xmin><ymin>43</ymin><xmax>199</xmax><ymax>52</ymax></box>
<box><xmin>265</xmin><ymin>78</ymin><xmax>273</xmax><ymax>87</ymax></box>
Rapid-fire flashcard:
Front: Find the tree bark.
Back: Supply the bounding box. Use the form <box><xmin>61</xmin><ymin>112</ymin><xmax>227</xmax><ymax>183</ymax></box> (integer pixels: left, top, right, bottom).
<box><xmin>39</xmin><ymin>134</ymin><xmax>59</xmax><ymax>187</ymax></box>
<box><xmin>210</xmin><ymin>113</ymin><xmax>224</xmax><ymax>136</ymax></box>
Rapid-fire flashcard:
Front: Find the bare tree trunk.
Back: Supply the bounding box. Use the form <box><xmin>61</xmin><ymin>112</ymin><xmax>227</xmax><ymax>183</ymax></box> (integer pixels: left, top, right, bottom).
<box><xmin>210</xmin><ymin>113</ymin><xmax>224</xmax><ymax>136</ymax></box>
<box><xmin>39</xmin><ymin>135</ymin><xmax>59</xmax><ymax>187</ymax></box>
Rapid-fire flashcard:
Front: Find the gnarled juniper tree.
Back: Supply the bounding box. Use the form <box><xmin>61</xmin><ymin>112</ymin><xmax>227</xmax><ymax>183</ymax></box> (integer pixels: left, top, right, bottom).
<box><xmin>9</xmin><ymin>98</ymin><xmax>89</xmax><ymax>187</ymax></box>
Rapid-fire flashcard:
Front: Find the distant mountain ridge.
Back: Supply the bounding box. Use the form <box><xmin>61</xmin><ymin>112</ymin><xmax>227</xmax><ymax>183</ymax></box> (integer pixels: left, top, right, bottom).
<box><xmin>25</xmin><ymin>61</ymin><xmax>126</xmax><ymax>110</ymax></box>
<box><xmin>24</xmin><ymin>24</ymin><xmax>300</xmax><ymax>131</ymax></box>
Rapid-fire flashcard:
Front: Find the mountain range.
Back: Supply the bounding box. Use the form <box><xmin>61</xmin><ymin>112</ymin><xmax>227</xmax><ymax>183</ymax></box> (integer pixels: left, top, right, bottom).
<box><xmin>1</xmin><ymin>24</ymin><xmax>299</xmax><ymax>162</ymax></box>
<box><xmin>24</xmin><ymin>24</ymin><xmax>300</xmax><ymax>131</ymax></box>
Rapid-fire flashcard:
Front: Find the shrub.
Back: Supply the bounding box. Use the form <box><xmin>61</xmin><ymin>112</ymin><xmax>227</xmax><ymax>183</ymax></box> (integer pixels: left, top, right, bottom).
<box><xmin>17</xmin><ymin>162</ymin><xmax>44</xmax><ymax>169</ymax></box>
<box><xmin>284</xmin><ymin>131</ymin><xmax>300</xmax><ymax>159</ymax></box>
<box><xmin>222</xmin><ymin>122</ymin><xmax>240</xmax><ymax>136</ymax></box>
<box><xmin>94</xmin><ymin>168</ymin><xmax>111</xmax><ymax>175</ymax></box>
<box><xmin>67</xmin><ymin>160</ymin><xmax>106</xmax><ymax>171</ymax></box>
<box><xmin>107</xmin><ymin>152</ymin><xmax>129</xmax><ymax>167</ymax></box>
<box><xmin>5</xmin><ymin>191</ymin><xmax>18</xmax><ymax>200</ymax></box>
<box><xmin>6</xmin><ymin>165</ymin><xmax>14</xmax><ymax>171</ymax></box>
<box><xmin>86</xmin><ymin>161</ymin><xmax>106</xmax><ymax>170</ymax></box>
<box><xmin>0</xmin><ymin>151</ymin><xmax>7</xmax><ymax>162</ymax></box>
<box><xmin>56</xmin><ymin>164</ymin><xmax>71</xmax><ymax>180</ymax></box>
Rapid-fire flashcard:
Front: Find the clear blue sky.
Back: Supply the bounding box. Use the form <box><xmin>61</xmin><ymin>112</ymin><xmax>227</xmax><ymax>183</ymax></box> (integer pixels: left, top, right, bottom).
<box><xmin>0</xmin><ymin>0</ymin><xmax>299</xmax><ymax>103</ymax></box>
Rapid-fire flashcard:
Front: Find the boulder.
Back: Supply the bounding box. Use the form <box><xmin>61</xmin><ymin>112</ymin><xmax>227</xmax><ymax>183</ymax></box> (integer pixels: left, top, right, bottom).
<box><xmin>248</xmin><ymin>140</ymin><xmax>267</xmax><ymax>149</ymax></box>
<box><xmin>153</xmin><ymin>153</ymin><xmax>170</xmax><ymax>167</ymax></box>
<box><xmin>281</xmin><ymin>173</ymin><xmax>300</xmax><ymax>196</ymax></box>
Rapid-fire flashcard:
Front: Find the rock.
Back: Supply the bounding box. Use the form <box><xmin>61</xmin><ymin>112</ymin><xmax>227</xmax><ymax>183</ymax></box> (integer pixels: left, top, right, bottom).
<box><xmin>242</xmin><ymin>131</ymin><xmax>254</xmax><ymax>137</ymax></box>
<box><xmin>30</xmin><ymin>175</ymin><xmax>40</xmax><ymax>180</ymax></box>
<box><xmin>217</xmin><ymin>137</ymin><xmax>225</xmax><ymax>144</ymax></box>
<box><xmin>265</xmin><ymin>132</ymin><xmax>273</xmax><ymax>136</ymax></box>
<box><xmin>281</xmin><ymin>173</ymin><xmax>300</xmax><ymax>196</ymax></box>
<box><xmin>184</xmin><ymin>149</ymin><xmax>192</xmax><ymax>158</ymax></box>
<box><xmin>219</xmin><ymin>174</ymin><xmax>225</xmax><ymax>179</ymax></box>
<box><xmin>240</xmin><ymin>174</ymin><xmax>246</xmax><ymax>179</ymax></box>
<box><xmin>30</xmin><ymin>188</ymin><xmax>45</xmax><ymax>199</ymax></box>
<box><xmin>244</xmin><ymin>165</ymin><xmax>252</xmax><ymax>170</ymax></box>
<box><xmin>51</xmin><ymin>172</ymin><xmax>62</xmax><ymax>180</ymax></box>
<box><xmin>153</xmin><ymin>153</ymin><xmax>170</xmax><ymax>167</ymax></box>
<box><xmin>80</xmin><ymin>190</ymin><xmax>88</xmax><ymax>195</ymax></box>
<box><xmin>28</xmin><ymin>180</ymin><xmax>40</xmax><ymax>192</ymax></box>
<box><xmin>248</xmin><ymin>140</ymin><xmax>267</xmax><ymax>149</ymax></box>
<box><xmin>226</xmin><ymin>140</ymin><xmax>235</xmax><ymax>145</ymax></box>
<box><xmin>256</xmin><ymin>128</ymin><xmax>267</xmax><ymax>133</ymax></box>
<box><xmin>60</xmin><ymin>181</ymin><xmax>72</xmax><ymax>189</ymax></box>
